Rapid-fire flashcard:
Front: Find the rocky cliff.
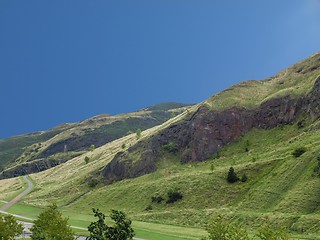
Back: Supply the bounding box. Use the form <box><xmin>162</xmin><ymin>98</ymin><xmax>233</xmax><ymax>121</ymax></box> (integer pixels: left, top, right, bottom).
<box><xmin>102</xmin><ymin>75</ymin><xmax>320</xmax><ymax>183</ymax></box>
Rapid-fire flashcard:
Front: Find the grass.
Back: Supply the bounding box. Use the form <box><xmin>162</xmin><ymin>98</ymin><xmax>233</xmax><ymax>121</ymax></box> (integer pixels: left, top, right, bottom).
<box><xmin>1</xmin><ymin>119</ymin><xmax>318</xmax><ymax>239</ymax></box>
<box><xmin>1</xmin><ymin>53</ymin><xmax>320</xmax><ymax>239</ymax></box>
<box><xmin>204</xmin><ymin>53</ymin><xmax>320</xmax><ymax>111</ymax></box>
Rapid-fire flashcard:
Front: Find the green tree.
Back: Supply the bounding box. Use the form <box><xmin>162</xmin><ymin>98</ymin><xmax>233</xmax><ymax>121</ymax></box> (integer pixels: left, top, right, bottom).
<box><xmin>201</xmin><ymin>215</ymin><xmax>249</xmax><ymax>240</ymax></box>
<box><xmin>0</xmin><ymin>214</ymin><xmax>23</xmax><ymax>240</ymax></box>
<box><xmin>30</xmin><ymin>204</ymin><xmax>74</xmax><ymax>240</ymax></box>
<box><xmin>227</xmin><ymin>167</ymin><xmax>239</xmax><ymax>183</ymax></box>
<box><xmin>85</xmin><ymin>156</ymin><xmax>90</xmax><ymax>164</ymax></box>
<box><xmin>87</xmin><ymin>209</ymin><xmax>134</xmax><ymax>240</ymax></box>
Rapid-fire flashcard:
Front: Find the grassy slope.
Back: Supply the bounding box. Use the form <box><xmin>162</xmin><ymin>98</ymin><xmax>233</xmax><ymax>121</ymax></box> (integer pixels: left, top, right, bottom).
<box><xmin>0</xmin><ymin>53</ymin><xmax>320</xmax><ymax>239</ymax></box>
<box><xmin>2</xmin><ymin>118</ymin><xmax>319</xmax><ymax>239</ymax></box>
<box><xmin>205</xmin><ymin>52</ymin><xmax>320</xmax><ymax>110</ymax></box>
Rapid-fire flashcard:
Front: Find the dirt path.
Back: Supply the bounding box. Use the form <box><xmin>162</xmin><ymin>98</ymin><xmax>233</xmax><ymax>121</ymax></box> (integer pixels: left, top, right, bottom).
<box><xmin>1</xmin><ymin>175</ymin><xmax>33</xmax><ymax>211</ymax></box>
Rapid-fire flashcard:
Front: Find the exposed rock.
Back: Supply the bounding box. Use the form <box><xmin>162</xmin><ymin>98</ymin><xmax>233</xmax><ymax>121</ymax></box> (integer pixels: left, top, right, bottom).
<box><xmin>0</xmin><ymin>158</ymin><xmax>67</xmax><ymax>179</ymax></box>
<box><xmin>102</xmin><ymin>76</ymin><xmax>320</xmax><ymax>183</ymax></box>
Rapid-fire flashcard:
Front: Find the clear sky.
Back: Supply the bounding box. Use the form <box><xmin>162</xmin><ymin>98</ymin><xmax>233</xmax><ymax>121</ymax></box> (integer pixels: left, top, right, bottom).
<box><xmin>0</xmin><ymin>0</ymin><xmax>319</xmax><ymax>139</ymax></box>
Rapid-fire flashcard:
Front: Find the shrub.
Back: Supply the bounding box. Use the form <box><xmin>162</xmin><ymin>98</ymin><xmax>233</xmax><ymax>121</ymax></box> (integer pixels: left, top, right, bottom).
<box><xmin>84</xmin><ymin>156</ymin><xmax>90</xmax><ymax>164</ymax></box>
<box><xmin>89</xmin><ymin>144</ymin><xmax>95</xmax><ymax>152</ymax></box>
<box><xmin>145</xmin><ymin>205</ymin><xmax>153</xmax><ymax>211</ymax></box>
<box><xmin>161</xmin><ymin>142</ymin><xmax>178</xmax><ymax>153</ymax></box>
<box><xmin>257</xmin><ymin>225</ymin><xmax>290</xmax><ymax>240</ymax></box>
<box><xmin>241</xmin><ymin>174</ymin><xmax>248</xmax><ymax>182</ymax></box>
<box><xmin>201</xmin><ymin>215</ymin><xmax>249</xmax><ymax>240</ymax></box>
<box><xmin>151</xmin><ymin>195</ymin><xmax>164</xmax><ymax>203</ymax></box>
<box><xmin>121</xmin><ymin>143</ymin><xmax>126</xmax><ymax>149</ymax></box>
<box><xmin>88</xmin><ymin>179</ymin><xmax>99</xmax><ymax>188</ymax></box>
<box><xmin>166</xmin><ymin>190</ymin><xmax>183</xmax><ymax>204</ymax></box>
<box><xmin>292</xmin><ymin>147</ymin><xmax>306</xmax><ymax>158</ymax></box>
<box><xmin>227</xmin><ymin>167</ymin><xmax>239</xmax><ymax>183</ymax></box>
<box><xmin>136</xmin><ymin>129</ymin><xmax>142</xmax><ymax>139</ymax></box>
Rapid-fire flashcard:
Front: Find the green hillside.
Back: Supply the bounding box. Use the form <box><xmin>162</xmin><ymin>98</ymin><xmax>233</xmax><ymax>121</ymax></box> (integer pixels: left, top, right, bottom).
<box><xmin>0</xmin><ymin>102</ymin><xmax>190</xmax><ymax>178</ymax></box>
<box><xmin>0</xmin><ymin>53</ymin><xmax>320</xmax><ymax>239</ymax></box>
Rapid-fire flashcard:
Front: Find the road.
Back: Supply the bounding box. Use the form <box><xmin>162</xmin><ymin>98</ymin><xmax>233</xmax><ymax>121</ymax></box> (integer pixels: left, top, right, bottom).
<box><xmin>1</xmin><ymin>176</ymin><xmax>34</xmax><ymax>211</ymax></box>
<box><xmin>0</xmin><ymin>175</ymin><xmax>144</xmax><ymax>240</ymax></box>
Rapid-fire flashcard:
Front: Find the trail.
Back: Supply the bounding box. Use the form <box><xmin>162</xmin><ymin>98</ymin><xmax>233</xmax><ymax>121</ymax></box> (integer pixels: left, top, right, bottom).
<box><xmin>1</xmin><ymin>175</ymin><xmax>33</xmax><ymax>211</ymax></box>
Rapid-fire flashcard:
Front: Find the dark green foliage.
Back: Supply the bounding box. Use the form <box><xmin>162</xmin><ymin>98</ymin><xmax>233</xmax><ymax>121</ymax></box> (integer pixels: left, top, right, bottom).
<box><xmin>166</xmin><ymin>190</ymin><xmax>183</xmax><ymax>204</ymax></box>
<box><xmin>30</xmin><ymin>204</ymin><xmax>74</xmax><ymax>240</ymax></box>
<box><xmin>161</xmin><ymin>142</ymin><xmax>178</xmax><ymax>154</ymax></box>
<box><xmin>87</xmin><ymin>209</ymin><xmax>134</xmax><ymax>240</ymax></box>
<box><xmin>85</xmin><ymin>156</ymin><xmax>90</xmax><ymax>164</ymax></box>
<box><xmin>244</xmin><ymin>140</ymin><xmax>250</xmax><ymax>153</ymax></box>
<box><xmin>88</xmin><ymin>179</ymin><xmax>99</xmax><ymax>188</ymax></box>
<box><xmin>151</xmin><ymin>195</ymin><xmax>164</xmax><ymax>203</ymax></box>
<box><xmin>121</xmin><ymin>143</ymin><xmax>126</xmax><ymax>149</ymax></box>
<box><xmin>145</xmin><ymin>205</ymin><xmax>153</xmax><ymax>211</ymax></box>
<box><xmin>0</xmin><ymin>215</ymin><xmax>23</xmax><ymax>240</ymax></box>
<box><xmin>227</xmin><ymin>167</ymin><xmax>239</xmax><ymax>183</ymax></box>
<box><xmin>241</xmin><ymin>174</ymin><xmax>248</xmax><ymax>182</ymax></box>
<box><xmin>297</xmin><ymin>120</ymin><xmax>305</xmax><ymax>129</ymax></box>
<box><xmin>292</xmin><ymin>147</ymin><xmax>306</xmax><ymax>158</ymax></box>
<box><xmin>210</xmin><ymin>163</ymin><xmax>215</xmax><ymax>173</ymax></box>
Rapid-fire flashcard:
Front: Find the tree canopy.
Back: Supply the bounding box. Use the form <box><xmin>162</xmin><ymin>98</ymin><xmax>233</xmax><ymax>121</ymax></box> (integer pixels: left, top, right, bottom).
<box><xmin>30</xmin><ymin>204</ymin><xmax>74</xmax><ymax>240</ymax></box>
<box><xmin>0</xmin><ymin>214</ymin><xmax>23</xmax><ymax>240</ymax></box>
<box><xmin>87</xmin><ymin>209</ymin><xmax>134</xmax><ymax>240</ymax></box>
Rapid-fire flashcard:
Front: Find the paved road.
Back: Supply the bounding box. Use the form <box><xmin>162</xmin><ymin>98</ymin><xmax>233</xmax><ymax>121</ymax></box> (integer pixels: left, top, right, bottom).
<box><xmin>0</xmin><ymin>176</ymin><xmax>144</xmax><ymax>240</ymax></box>
<box><xmin>1</xmin><ymin>176</ymin><xmax>33</xmax><ymax>211</ymax></box>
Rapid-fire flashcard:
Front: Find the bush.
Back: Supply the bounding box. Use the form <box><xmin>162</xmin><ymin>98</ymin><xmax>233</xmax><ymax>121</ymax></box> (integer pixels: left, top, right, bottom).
<box><xmin>89</xmin><ymin>144</ymin><xmax>95</xmax><ymax>152</ymax></box>
<box><xmin>84</xmin><ymin>156</ymin><xmax>90</xmax><ymax>164</ymax></box>
<box><xmin>145</xmin><ymin>205</ymin><xmax>153</xmax><ymax>211</ymax></box>
<box><xmin>121</xmin><ymin>143</ymin><xmax>126</xmax><ymax>149</ymax></box>
<box><xmin>292</xmin><ymin>147</ymin><xmax>306</xmax><ymax>158</ymax></box>
<box><xmin>161</xmin><ymin>142</ymin><xmax>178</xmax><ymax>153</ymax></box>
<box><xmin>227</xmin><ymin>167</ymin><xmax>239</xmax><ymax>183</ymax></box>
<box><xmin>166</xmin><ymin>190</ymin><xmax>183</xmax><ymax>204</ymax></box>
<box><xmin>201</xmin><ymin>215</ymin><xmax>249</xmax><ymax>240</ymax></box>
<box><xmin>241</xmin><ymin>174</ymin><xmax>248</xmax><ymax>182</ymax></box>
<box><xmin>136</xmin><ymin>129</ymin><xmax>142</xmax><ymax>139</ymax></box>
<box><xmin>257</xmin><ymin>225</ymin><xmax>290</xmax><ymax>240</ymax></box>
<box><xmin>151</xmin><ymin>195</ymin><xmax>164</xmax><ymax>203</ymax></box>
<box><xmin>88</xmin><ymin>179</ymin><xmax>99</xmax><ymax>188</ymax></box>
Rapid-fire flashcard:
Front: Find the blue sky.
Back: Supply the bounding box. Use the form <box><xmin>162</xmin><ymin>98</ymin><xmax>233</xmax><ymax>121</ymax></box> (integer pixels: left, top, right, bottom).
<box><xmin>0</xmin><ymin>0</ymin><xmax>319</xmax><ymax>138</ymax></box>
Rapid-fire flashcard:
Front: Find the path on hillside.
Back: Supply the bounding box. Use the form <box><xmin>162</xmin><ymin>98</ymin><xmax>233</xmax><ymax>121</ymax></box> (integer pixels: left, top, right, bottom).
<box><xmin>0</xmin><ymin>176</ymin><xmax>144</xmax><ymax>240</ymax></box>
<box><xmin>1</xmin><ymin>175</ymin><xmax>33</xmax><ymax>211</ymax></box>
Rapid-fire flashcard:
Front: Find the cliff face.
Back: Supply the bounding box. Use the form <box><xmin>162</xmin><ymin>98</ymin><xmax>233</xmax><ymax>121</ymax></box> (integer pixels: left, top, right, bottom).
<box><xmin>102</xmin><ymin>76</ymin><xmax>320</xmax><ymax>183</ymax></box>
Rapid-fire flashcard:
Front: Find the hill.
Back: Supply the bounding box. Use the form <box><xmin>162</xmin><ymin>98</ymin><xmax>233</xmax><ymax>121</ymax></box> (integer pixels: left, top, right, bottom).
<box><xmin>0</xmin><ymin>102</ymin><xmax>190</xmax><ymax>179</ymax></box>
<box><xmin>0</xmin><ymin>52</ymin><xmax>320</xmax><ymax>239</ymax></box>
